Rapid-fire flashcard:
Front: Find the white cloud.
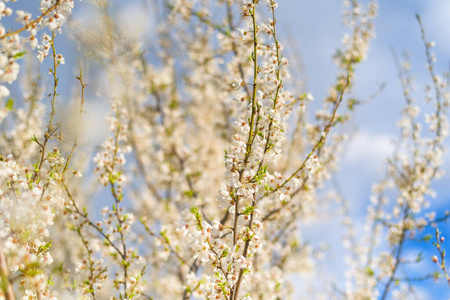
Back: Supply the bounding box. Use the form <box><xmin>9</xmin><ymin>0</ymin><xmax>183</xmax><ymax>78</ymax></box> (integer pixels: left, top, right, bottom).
<box><xmin>343</xmin><ymin>131</ymin><xmax>395</xmax><ymax>168</ymax></box>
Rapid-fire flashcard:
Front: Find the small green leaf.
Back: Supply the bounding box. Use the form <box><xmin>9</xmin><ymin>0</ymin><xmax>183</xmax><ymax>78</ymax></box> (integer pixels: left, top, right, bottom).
<box><xmin>183</xmin><ymin>190</ymin><xmax>195</xmax><ymax>198</ymax></box>
<box><xmin>5</xmin><ymin>98</ymin><xmax>13</xmax><ymax>110</ymax></box>
<box><xmin>423</xmin><ymin>234</ymin><xmax>433</xmax><ymax>242</ymax></box>
<box><xmin>13</xmin><ymin>51</ymin><xmax>27</xmax><ymax>59</ymax></box>
<box><xmin>47</xmin><ymin>275</ymin><xmax>54</xmax><ymax>286</ymax></box>
<box><xmin>31</xmin><ymin>134</ymin><xmax>38</xmax><ymax>143</ymax></box>
<box><xmin>191</xmin><ymin>206</ymin><xmax>202</xmax><ymax>229</ymax></box>
<box><xmin>221</xmin><ymin>248</ymin><xmax>229</xmax><ymax>258</ymax></box>
<box><xmin>365</xmin><ymin>267</ymin><xmax>374</xmax><ymax>277</ymax></box>
<box><xmin>243</xmin><ymin>206</ymin><xmax>255</xmax><ymax>215</ymax></box>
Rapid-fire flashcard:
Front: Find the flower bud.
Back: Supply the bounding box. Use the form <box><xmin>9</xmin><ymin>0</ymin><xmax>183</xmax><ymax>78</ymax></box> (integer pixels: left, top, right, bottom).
<box><xmin>432</xmin><ymin>255</ymin><xmax>439</xmax><ymax>263</ymax></box>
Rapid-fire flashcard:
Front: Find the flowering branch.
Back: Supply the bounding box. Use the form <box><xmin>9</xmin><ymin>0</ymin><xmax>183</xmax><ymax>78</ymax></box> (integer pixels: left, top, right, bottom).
<box><xmin>432</xmin><ymin>229</ymin><xmax>450</xmax><ymax>288</ymax></box>
<box><xmin>0</xmin><ymin>0</ymin><xmax>62</xmax><ymax>40</ymax></box>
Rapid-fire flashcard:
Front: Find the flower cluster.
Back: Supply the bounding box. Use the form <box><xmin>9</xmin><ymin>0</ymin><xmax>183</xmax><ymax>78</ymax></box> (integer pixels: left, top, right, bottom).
<box><xmin>0</xmin><ymin>155</ymin><xmax>64</xmax><ymax>299</ymax></box>
<box><xmin>0</xmin><ymin>0</ymin><xmax>76</xmax><ymax>100</ymax></box>
<box><xmin>93</xmin><ymin>104</ymin><xmax>131</xmax><ymax>189</ymax></box>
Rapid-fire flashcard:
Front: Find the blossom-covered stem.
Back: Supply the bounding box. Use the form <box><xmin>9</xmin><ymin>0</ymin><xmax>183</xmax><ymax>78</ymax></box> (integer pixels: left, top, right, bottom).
<box><xmin>232</xmin><ymin>0</ymin><xmax>260</xmax><ymax>250</ymax></box>
<box><xmin>417</xmin><ymin>15</ymin><xmax>442</xmax><ymax>137</ymax></box>
<box><xmin>102</xmin><ymin>104</ymin><xmax>130</xmax><ymax>297</ymax></box>
<box><xmin>166</xmin><ymin>2</ymin><xmax>227</xmax><ymax>35</ymax></box>
<box><xmin>433</xmin><ymin>229</ymin><xmax>450</xmax><ymax>288</ymax></box>
<box><xmin>129</xmin><ymin>266</ymin><xmax>146</xmax><ymax>299</ymax></box>
<box><xmin>243</xmin><ymin>4</ymin><xmax>259</xmax><ymax>159</ymax></box>
<box><xmin>74</xmin><ymin>227</ymin><xmax>97</xmax><ymax>299</ymax></box>
<box><xmin>62</xmin><ymin>70</ymin><xmax>86</xmax><ymax>179</ymax></box>
<box><xmin>63</xmin><ymin>183</ymin><xmax>126</xmax><ymax>260</ymax></box>
<box><xmin>264</xmin><ymin>72</ymin><xmax>351</xmax><ymax>199</ymax></box>
<box><xmin>417</xmin><ymin>15</ymin><xmax>445</xmax><ymax>168</ymax></box>
<box><xmin>164</xmin><ymin>1</ymin><xmax>252</xmax><ymax>99</ymax></box>
<box><xmin>270</xmin><ymin>3</ymin><xmax>282</xmax><ymax>112</ymax></box>
<box><xmin>32</xmin><ymin>31</ymin><xmax>60</xmax><ymax>182</ymax></box>
<box><xmin>285</xmin><ymin>74</ymin><xmax>349</xmax><ymax>181</ymax></box>
<box><xmin>226</xmin><ymin>2</ymin><xmax>252</xmax><ymax>98</ymax></box>
<box><xmin>0</xmin><ymin>0</ymin><xmax>62</xmax><ymax>40</ymax></box>
<box><xmin>207</xmin><ymin>242</ymin><xmax>230</xmax><ymax>277</ymax></box>
<box><xmin>262</xmin><ymin>176</ymin><xmax>310</xmax><ymax>221</ymax></box>
<box><xmin>380</xmin><ymin>205</ymin><xmax>410</xmax><ymax>300</ymax></box>
<box><xmin>0</xmin><ymin>244</ymin><xmax>15</xmax><ymax>300</ymax></box>
<box><xmin>110</xmin><ymin>181</ymin><xmax>128</xmax><ymax>298</ymax></box>
<box><xmin>253</xmin><ymin>2</ymin><xmax>282</xmax><ymax>180</ymax></box>
<box><xmin>233</xmin><ymin>192</ymin><xmax>257</xmax><ymax>300</ymax></box>
<box><xmin>140</xmin><ymin>218</ymin><xmax>191</xmax><ymax>268</ymax></box>
<box><xmin>232</xmin><ymin>7</ymin><xmax>297</xmax><ymax>293</ymax></box>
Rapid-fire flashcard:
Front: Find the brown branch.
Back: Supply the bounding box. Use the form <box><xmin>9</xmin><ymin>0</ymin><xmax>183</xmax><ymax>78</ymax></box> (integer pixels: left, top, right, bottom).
<box><xmin>0</xmin><ymin>0</ymin><xmax>62</xmax><ymax>40</ymax></box>
<box><xmin>0</xmin><ymin>243</ymin><xmax>15</xmax><ymax>300</ymax></box>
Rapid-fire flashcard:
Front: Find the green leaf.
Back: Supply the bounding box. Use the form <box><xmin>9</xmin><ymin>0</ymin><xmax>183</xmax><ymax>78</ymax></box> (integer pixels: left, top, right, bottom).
<box><xmin>423</xmin><ymin>234</ymin><xmax>433</xmax><ymax>242</ymax></box>
<box><xmin>121</xmin><ymin>259</ymin><xmax>129</xmax><ymax>267</ymax></box>
<box><xmin>365</xmin><ymin>267</ymin><xmax>374</xmax><ymax>277</ymax></box>
<box><xmin>221</xmin><ymin>248</ymin><xmax>229</xmax><ymax>258</ymax></box>
<box><xmin>190</xmin><ymin>206</ymin><xmax>203</xmax><ymax>229</ymax></box>
<box><xmin>183</xmin><ymin>190</ymin><xmax>195</xmax><ymax>198</ymax></box>
<box><xmin>160</xmin><ymin>230</ymin><xmax>170</xmax><ymax>244</ymax></box>
<box><xmin>109</xmin><ymin>172</ymin><xmax>117</xmax><ymax>184</ymax></box>
<box><xmin>5</xmin><ymin>98</ymin><xmax>13</xmax><ymax>110</ymax></box>
<box><xmin>243</xmin><ymin>206</ymin><xmax>255</xmax><ymax>215</ymax></box>
<box><xmin>38</xmin><ymin>241</ymin><xmax>52</xmax><ymax>254</ymax></box>
<box><xmin>31</xmin><ymin>134</ymin><xmax>38</xmax><ymax>143</ymax></box>
<box><xmin>13</xmin><ymin>51</ymin><xmax>27</xmax><ymax>59</ymax></box>
<box><xmin>47</xmin><ymin>275</ymin><xmax>54</xmax><ymax>286</ymax></box>
<box><xmin>347</xmin><ymin>98</ymin><xmax>359</xmax><ymax>111</ymax></box>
